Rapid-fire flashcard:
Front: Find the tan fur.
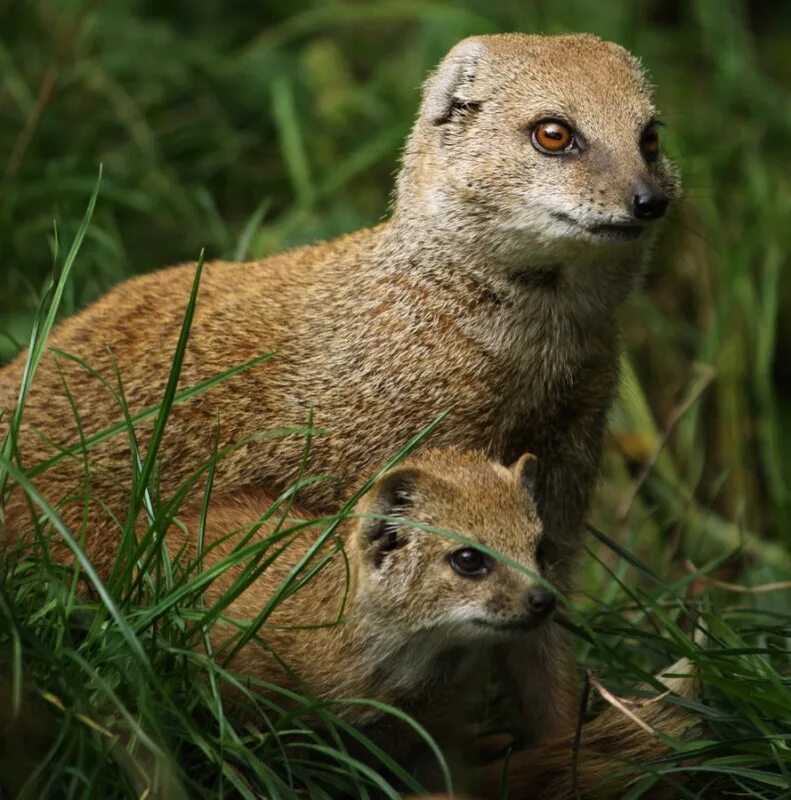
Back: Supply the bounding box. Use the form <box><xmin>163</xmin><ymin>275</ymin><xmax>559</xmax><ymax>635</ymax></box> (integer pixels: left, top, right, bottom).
<box><xmin>0</xmin><ymin>33</ymin><xmax>679</xmax><ymax>741</ymax></box>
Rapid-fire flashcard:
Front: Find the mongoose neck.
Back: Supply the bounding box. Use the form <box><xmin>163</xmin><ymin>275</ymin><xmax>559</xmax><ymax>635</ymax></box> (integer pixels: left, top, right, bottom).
<box><xmin>380</xmin><ymin>209</ymin><xmax>642</xmax><ymax>325</ymax></box>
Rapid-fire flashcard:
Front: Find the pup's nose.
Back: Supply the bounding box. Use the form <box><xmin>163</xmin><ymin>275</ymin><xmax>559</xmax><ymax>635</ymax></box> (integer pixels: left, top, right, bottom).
<box><xmin>524</xmin><ymin>587</ymin><xmax>556</xmax><ymax>617</ymax></box>
<box><xmin>632</xmin><ymin>181</ymin><xmax>669</xmax><ymax>221</ymax></box>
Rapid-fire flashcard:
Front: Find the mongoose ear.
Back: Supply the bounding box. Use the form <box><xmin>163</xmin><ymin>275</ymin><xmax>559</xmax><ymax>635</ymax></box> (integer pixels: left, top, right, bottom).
<box><xmin>511</xmin><ymin>453</ymin><xmax>538</xmax><ymax>500</ymax></box>
<box><xmin>360</xmin><ymin>468</ymin><xmax>420</xmax><ymax>568</ymax></box>
<box><xmin>422</xmin><ymin>37</ymin><xmax>489</xmax><ymax>125</ymax></box>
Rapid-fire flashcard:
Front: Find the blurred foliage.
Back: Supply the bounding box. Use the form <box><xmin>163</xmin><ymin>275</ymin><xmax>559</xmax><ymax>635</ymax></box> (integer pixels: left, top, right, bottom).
<box><xmin>1</xmin><ymin>2</ymin><xmax>791</xmax><ymax>797</ymax></box>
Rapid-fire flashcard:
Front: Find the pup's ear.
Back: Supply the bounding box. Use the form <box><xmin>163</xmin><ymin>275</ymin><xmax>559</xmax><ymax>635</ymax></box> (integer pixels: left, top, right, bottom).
<box><xmin>511</xmin><ymin>452</ymin><xmax>538</xmax><ymax>501</ymax></box>
<box><xmin>359</xmin><ymin>468</ymin><xmax>421</xmax><ymax>568</ymax></box>
<box><xmin>422</xmin><ymin>37</ymin><xmax>489</xmax><ymax>125</ymax></box>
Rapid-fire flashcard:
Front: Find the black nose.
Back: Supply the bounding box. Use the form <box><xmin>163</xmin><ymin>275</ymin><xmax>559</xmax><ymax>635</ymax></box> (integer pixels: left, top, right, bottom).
<box><xmin>525</xmin><ymin>587</ymin><xmax>556</xmax><ymax>617</ymax></box>
<box><xmin>632</xmin><ymin>183</ymin><xmax>669</xmax><ymax>221</ymax></box>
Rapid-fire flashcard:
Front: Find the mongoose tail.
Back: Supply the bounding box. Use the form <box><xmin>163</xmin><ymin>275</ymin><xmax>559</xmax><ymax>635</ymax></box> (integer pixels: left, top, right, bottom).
<box><xmin>479</xmin><ymin>657</ymin><xmax>698</xmax><ymax>799</ymax></box>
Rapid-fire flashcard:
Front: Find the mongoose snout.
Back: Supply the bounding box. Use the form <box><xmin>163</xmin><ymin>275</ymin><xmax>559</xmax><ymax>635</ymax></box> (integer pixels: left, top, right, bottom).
<box><xmin>473</xmin><ymin>580</ymin><xmax>557</xmax><ymax>634</ymax></box>
<box><xmin>632</xmin><ymin>176</ymin><xmax>670</xmax><ymax>220</ymax></box>
<box><xmin>524</xmin><ymin>586</ymin><xmax>556</xmax><ymax>618</ymax></box>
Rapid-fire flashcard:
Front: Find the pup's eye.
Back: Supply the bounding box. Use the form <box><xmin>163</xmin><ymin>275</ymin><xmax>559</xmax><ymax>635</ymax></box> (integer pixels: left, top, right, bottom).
<box><xmin>532</xmin><ymin>120</ymin><xmax>574</xmax><ymax>154</ymax></box>
<box><xmin>450</xmin><ymin>548</ymin><xmax>489</xmax><ymax>578</ymax></box>
<box><xmin>640</xmin><ymin>126</ymin><xmax>660</xmax><ymax>162</ymax></box>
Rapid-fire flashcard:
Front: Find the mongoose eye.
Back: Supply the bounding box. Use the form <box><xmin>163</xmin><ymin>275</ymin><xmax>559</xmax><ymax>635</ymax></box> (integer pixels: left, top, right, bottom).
<box><xmin>640</xmin><ymin>126</ymin><xmax>660</xmax><ymax>162</ymax></box>
<box><xmin>531</xmin><ymin>120</ymin><xmax>575</xmax><ymax>154</ymax></box>
<box><xmin>450</xmin><ymin>548</ymin><xmax>490</xmax><ymax>578</ymax></box>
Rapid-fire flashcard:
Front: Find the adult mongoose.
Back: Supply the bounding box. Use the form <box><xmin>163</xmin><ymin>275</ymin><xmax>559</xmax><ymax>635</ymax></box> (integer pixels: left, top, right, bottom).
<box><xmin>0</xmin><ymin>32</ymin><xmax>680</xmax><ymax>735</ymax></box>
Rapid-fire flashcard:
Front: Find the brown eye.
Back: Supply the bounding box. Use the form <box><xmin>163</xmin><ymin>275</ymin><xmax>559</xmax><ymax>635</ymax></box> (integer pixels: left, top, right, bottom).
<box><xmin>641</xmin><ymin>126</ymin><xmax>660</xmax><ymax>162</ymax></box>
<box><xmin>450</xmin><ymin>548</ymin><xmax>489</xmax><ymax>578</ymax></box>
<box><xmin>532</xmin><ymin>120</ymin><xmax>574</xmax><ymax>154</ymax></box>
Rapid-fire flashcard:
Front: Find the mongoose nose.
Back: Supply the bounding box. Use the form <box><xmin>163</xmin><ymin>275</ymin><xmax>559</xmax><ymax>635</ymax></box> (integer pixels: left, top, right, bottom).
<box><xmin>632</xmin><ymin>185</ymin><xmax>669</xmax><ymax>221</ymax></box>
<box><xmin>524</xmin><ymin>587</ymin><xmax>556</xmax><ymax>617</ymax></box>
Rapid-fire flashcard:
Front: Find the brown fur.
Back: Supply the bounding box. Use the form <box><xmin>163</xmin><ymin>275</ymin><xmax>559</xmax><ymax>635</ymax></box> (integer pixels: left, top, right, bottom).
<box><xmin>0</xmin><ymin>33</ymin><xmax>679</xmax><ymax>741</ymax></box>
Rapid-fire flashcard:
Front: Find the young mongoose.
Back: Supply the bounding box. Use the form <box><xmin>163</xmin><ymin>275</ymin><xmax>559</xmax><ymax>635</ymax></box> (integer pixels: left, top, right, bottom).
<box><xmin>158</xmin><ymin>447</ymin><xmax>696</xmax><ymax>799</ymax></box>
<box><xmin>0</xmin><ymin>32</ymin><xmax>679</xmax><ymax>738</ymax></box>
<box><xmin>167</xmin><ymin>449</ymin><xmax>555</xmax><ymax>733</ymax></box>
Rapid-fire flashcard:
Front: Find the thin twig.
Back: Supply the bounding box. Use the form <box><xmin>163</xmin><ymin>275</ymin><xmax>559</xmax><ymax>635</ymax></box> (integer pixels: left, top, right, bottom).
<box><xmin>587</xmin><ymin>672</ymin><xmax>660</xmax><ymax>737</ymax></box>
<box><xmin>1</xmin><ymin>59</ymin><xmax>60</xmax><ymax>197</ymax></box>
<box><xmin>685</xmin><ymin>560</ymin><xmax>791</xmax><ymax>594</ymax></box>
<box><xmin>618</xmin><ymin>363</ymin><xmax>715</xmax><ymax>520</ymax></box>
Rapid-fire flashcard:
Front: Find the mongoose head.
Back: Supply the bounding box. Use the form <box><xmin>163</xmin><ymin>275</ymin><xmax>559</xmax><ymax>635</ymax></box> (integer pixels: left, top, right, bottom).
<box><xmin>397</xmin><ymin>33</ymin><xmax>680</xmax><ymax>271</ymax></box>
<box><xmin>349</xmin><ymin>449</ymin><xmax>554</xmax><ymax>643</ymax></box>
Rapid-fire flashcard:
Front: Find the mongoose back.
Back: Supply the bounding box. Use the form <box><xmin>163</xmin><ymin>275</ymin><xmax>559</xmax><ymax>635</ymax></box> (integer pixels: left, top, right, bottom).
<box><xmin>0</xmin><ymin>32</ymin><xmax>679</xmax><ymax>734</ymax></box>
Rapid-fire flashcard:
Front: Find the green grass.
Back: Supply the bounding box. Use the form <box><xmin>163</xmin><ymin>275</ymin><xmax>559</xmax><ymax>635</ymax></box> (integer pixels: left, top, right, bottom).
<box><xmin>1</xmin><ymin>1</ymin><xmax>790</xmax><ymax>798</ymax></box>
